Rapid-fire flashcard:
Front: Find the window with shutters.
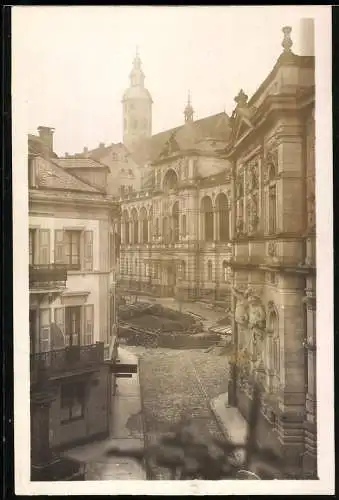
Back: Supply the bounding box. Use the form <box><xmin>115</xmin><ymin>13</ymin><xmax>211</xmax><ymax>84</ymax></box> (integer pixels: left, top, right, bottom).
<box><xmin>83</xmin><ymin>304</ymin><xmax>94</xmax><ymax>345</ymax></box>
<box><xmin>39</xmin><ymin>229</ymin><xmax>50</xmax><ymax>265</ymax></box>
<box><xmin>60</xmin><ymin>382</ymin><xmax>85</xmax><ymax>423</ymax></box>
<box><xmin>29</xmin><ymin>229</ymin><xmax>37</xmax><ymax>265</ymax></box>
<box><xmin>65</xmin><ymin>231</ymin><xmax>81</xmax><ymax>270</ymax></box>
<box><xmin>39</xmin><ymin>308</ymin><xmax>51</xmax><ymax>352</ymax></box>
<box><xmin>83</xmin><ymin>231</ymin><xmax>93</xmax><ymax>271</ymax></box>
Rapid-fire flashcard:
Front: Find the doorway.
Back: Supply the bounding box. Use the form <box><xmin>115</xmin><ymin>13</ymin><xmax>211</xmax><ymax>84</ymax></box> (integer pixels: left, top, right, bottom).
<box><xmin>65</xmin><ymin>306</ymin><xmax>81</xmax><ymax>346</ymax></box>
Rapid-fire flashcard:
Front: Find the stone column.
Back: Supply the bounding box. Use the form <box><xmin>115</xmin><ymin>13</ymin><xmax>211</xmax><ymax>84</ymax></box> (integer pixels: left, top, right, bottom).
<box><xmin>148</xmin><ymin>218</ymin><xmax>152</xmax><ymax>243</ymax></box>
<box><xmin>138</xmin><ymin>218</ymin><xmax>143</xmax><ymax>244</ymax></box>
<box><xmin>213</xmin><ymin>207</ymin><xmax>218</xmax><ymax>242</ymax></box>
<box><xmin>276</xmin><ymin>275</ymin><xmax>306</xmax><ymax>466</ymax></box>
<box><xmin>302</xmin><ymin>276</ymin><xmax>317</xmax><ymax>477</ymax></box>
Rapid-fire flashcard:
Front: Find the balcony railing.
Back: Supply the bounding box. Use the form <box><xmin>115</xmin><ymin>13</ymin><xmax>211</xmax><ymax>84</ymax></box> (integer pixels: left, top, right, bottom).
<box><xmin>29</xmin><ymin>264</ymin><xmax>68</xmax><ymax>290</ymax></box>
<box><xmin>30</xmin><ymin>342</ymin><xmax>105</xmax><ymax>384</ymax></box>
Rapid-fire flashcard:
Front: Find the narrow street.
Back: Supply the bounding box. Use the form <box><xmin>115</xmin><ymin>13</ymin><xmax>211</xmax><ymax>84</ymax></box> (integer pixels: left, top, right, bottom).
<box><xmin>132</xmin><ymin>346</ymin><xmax>230</xmax><ymax>479</ymax></box>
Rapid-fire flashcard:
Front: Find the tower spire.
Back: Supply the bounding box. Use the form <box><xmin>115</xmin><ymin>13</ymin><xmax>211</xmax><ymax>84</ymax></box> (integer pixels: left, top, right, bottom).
<box><xmin>184</xmin><ymin>90</ymin><xmax>194</xmax><ymax>123</ymax></box>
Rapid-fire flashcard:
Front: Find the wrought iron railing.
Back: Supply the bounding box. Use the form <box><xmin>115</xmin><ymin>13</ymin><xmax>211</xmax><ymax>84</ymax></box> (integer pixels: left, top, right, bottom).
<box><xmin>29</xmin><ymin>264</ymin><xmax>68</xmax><ymax>289</ymax></box>
<box><xmin>30</xmin><ymin>343</ymin><xmax>105</xmax><ymax>383</ymax></box>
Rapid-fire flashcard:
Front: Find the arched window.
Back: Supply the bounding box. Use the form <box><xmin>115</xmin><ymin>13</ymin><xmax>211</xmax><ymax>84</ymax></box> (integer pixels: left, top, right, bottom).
<box><xmin>163</xmin><ymin>169</ymin><xmax>178</xmax><ymax>192</ymax></box>
<box><xmin>215</xmin><ymin>193</ymin><xmax>230</xmax><ymax>242</ymax></box>
<box><xmin>207</xmin><ymin>260</ymin><xmax>213</xmax><ymax>281</ymax></box>
<box><xmin>122</xmin><ymin>210</ymin><xmax>130</xmax><ymax>245</ymax></box>
<box><xmin>182</xmin><ymin>214</ymin><xmax>187</xmax><ymax>236</ymax></box>
<box><xmin>172</xmin><ymin>201</ymin><xmax>179</xmax><ymax>242</ymax></box>
<box><xmin>163</xmin><ymin>216</ymin><xmax>170</xmax><ymax>244</ymax></box>
<box><xmin>201</xmin><ymin>196</ymin><xmax>214</xmax><ymax>242</ymax></box>
<box><xmin>154</xmin><ymin>218</ymin><xmax>159</xmax><ymax>237</ymax></box>
<box><xmin>131</xmin><ymin>208</ymin><xmax>138</xmax><ymax>244</ymax></box>
<box><xmin>140</xmin><ymin>207</ymin><xmax>148</xmax><ymax>243</ymax></box>
<box><xmin>267</xmin><ymin>306</ymin><xmax>280</xmax><ymax>378</ymax></box>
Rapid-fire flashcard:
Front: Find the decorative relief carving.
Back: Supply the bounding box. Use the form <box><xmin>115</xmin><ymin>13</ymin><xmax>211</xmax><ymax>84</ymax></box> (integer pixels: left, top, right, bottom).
<box><xmin>267</xmin><ymin>241</ymin><xmax>277</xmax><ymax>257</ymax></box>
<box><xmin>245</xmin><ymin>158</ymin><xmax>259</xmax><ymax>194</ymax></box>
<box><xmin>230</xmin><ymin>285</ymin><xmax>267</xmax><ymax>332</ymax></box>
<box><xmin>247</xmin><ymin>194</ymin><xmax>259</xmax><ymax>234</ymax></box>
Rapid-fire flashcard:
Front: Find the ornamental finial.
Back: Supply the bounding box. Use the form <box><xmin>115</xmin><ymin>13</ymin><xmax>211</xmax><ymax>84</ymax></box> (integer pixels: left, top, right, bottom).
<box><xmin>282</xmin><ymin>26</ymin><xmax>293</xmax><ymax>53</ymax></box>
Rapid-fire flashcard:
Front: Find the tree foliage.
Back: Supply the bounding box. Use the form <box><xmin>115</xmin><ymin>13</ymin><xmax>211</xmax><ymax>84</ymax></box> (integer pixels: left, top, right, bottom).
<box><xmin>106</xmin><ymin>382</ymin><xmax>299</xmax><ymax>480</ymax></box>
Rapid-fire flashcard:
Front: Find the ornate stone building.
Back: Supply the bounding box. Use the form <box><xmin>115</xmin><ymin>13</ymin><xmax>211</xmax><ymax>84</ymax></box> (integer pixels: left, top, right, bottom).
<box><xmin>224</xmin><ymin>25</ymin><xmax>316</xmax><ymax>475</ymax></box>
<box><xmin>116</xmin><ymin>22</ymin><xmax>316</xmax><ymax>476</ymax></box>
<box><xmin>118</xmin><ymin>106</ymin><xmax>234</xmax><ymax>306</ymax></box>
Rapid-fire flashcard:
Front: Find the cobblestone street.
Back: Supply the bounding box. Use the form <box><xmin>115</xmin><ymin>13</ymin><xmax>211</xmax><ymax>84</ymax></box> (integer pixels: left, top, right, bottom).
<box><xmin>128</xmin><ymin>346</ymin><xmax>230</xmax><ymax>479</ymax></box>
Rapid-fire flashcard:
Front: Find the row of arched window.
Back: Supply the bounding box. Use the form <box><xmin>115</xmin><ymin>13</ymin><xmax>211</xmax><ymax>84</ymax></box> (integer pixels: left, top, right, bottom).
<box><xmin>120</xmin><ymin>193</ymin><xmax>230</xmax><ymax>245</ymax></box>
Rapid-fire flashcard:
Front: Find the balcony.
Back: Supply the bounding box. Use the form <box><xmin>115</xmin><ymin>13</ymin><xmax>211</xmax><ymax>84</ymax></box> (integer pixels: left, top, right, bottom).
<box><xmin>30</xmin><ymin>342</ymin><xmax>105</xmax><ymax>384</ymax></box>
<box><xmin>29</xmin><ymin>264</ymin><xmax>68</xmax><ymax>291</ymax></box>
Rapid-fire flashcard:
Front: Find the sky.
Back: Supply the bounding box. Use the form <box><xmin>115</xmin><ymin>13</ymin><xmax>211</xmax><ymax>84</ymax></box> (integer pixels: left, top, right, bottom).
<box><xmin>13</xmin><ymin>6</ymin><xmax>320</xmax><ymax>156</ymax></box>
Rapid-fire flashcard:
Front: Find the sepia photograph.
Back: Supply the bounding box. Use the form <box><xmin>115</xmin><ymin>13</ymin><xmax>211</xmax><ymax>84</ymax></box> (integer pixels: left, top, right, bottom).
<box><xmin>12</xmin><ymin>5</ymin><xmax>333</xmax><ymax>495</ymax></box>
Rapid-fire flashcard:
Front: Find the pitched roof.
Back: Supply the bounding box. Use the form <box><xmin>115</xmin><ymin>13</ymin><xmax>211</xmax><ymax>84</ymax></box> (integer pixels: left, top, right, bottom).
<box><xmin>129</xmin><ymin>111</ymin><xmax>232</xmax><ymax>165</ymax></box>
<box><xmin>36</xmin><ymin>157</ymin><xmax>101</xmax><ymax>193</ymax></box>
<box><xmin>28</xmin><ymin>134</ymin><xmax>58</xmax><ymax>158</ymax></box>
<box><xmin>78</xmin><ymin>142</ymin><xmax>130</xmax><ymax>162</ymax></box>
<box><xmin>54</xmin><ymin>157</ymin><xmax>110</xmax><ymax>171</ymax></box>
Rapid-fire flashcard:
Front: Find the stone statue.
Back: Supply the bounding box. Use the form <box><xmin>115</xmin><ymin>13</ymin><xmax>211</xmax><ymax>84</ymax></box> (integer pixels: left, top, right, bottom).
<box><xmin>230</xmin><ymin>285</ymin><xmax>266</xmax><ymax>334</ymax></box>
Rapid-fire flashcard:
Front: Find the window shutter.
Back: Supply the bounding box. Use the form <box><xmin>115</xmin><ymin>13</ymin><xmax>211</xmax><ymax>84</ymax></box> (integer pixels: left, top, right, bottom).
<box><xmin>39</xmin><ymin>308</ymin><xmax>51</xmax><ymax>353</ymax></box>
<box><xmin>83</xmin><ymin>304</ymin><xmax>94</xmax><ymax>345</ymax></box>
<box><xmin>83</xmin><ymin>231</ymin><xmax>93</xmax><ymax>271</ymax></box>
<box><xmin>39</xmin><ymin>229</ymin><xmax>50</xmax><ymax>265</ymax></box>
<box><xmin>54</xmin><ymin>230</ymin><xmax>65</xmax><ymax>264</ymax></box>
<box><xmin>54</xmin><ymin>307</ymin><xmax>66</xmax><ymax>346</ymax></box>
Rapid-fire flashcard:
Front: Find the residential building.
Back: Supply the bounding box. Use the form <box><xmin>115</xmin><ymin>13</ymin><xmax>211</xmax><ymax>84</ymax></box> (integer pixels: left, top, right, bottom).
<box><xmin>28</xmin><ymin>134</ymin><xmax>121</xmax><ymax>478</ymax></box>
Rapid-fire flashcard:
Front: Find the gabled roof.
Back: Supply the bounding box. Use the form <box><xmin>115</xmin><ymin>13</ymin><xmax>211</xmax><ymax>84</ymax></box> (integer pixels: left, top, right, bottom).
<box><xmin>28</xmin><ymin>134</ymin><xmax>58</xmax><ymax>158</ymax></box>
<box><xmin>78</xmin><ymin>142</ymin><xmax>130</xmax><ymax>162</ymax></box>
<box><xmin>130</xmin><ymin>111</ymin><xmax>232</xmax><ymax>165</ymax></box>
<box><xmin>54</xmin><ymin>157</ymin><xmax>110</xmax><ymax>171</ymax></box>
<box><xmin>35</xmin><ymin>157</ymin><xmax>102</xmax><ymax>193</ymax></box>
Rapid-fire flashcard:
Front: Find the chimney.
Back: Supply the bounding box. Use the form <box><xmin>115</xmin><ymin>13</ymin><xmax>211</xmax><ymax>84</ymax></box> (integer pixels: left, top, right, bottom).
<box><xmin>83</xmin><ymin>147</ymin><xmax>88</xmax><ymax>154</ymax></box>
<box><xmin>99</xmin><ymin>142</ymin><xmax>105</xmax><ymax>149</ymax></box>
<box><xmin>299</xmin><ymin>18</ymin><xmax>315</xmax><ymax>56</ymax></box>
<box><xmin>37</xmin><ymin>126</ymin><xmax>55</xmax><ymax>153</ymax></box>
<box><xmin>65</xmin><ymin>152</ymin><xmax>69</xmax><ymax>158</ymax></box>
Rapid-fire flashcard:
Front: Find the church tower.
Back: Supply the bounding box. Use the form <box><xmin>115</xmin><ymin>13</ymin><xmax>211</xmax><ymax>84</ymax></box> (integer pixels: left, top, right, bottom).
<box><xmin>122</xmin><ymin>48</ymin><xmax>153</xmax><ymax>150</ymax></box>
